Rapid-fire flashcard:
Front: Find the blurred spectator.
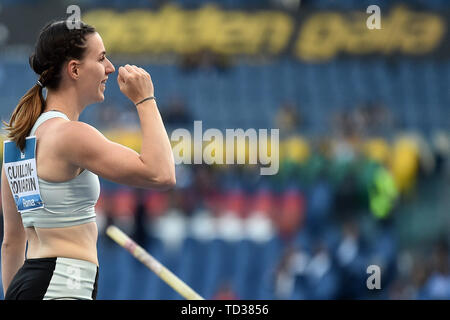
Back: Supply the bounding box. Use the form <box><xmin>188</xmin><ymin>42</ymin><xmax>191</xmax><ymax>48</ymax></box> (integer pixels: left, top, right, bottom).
<box><xmin>270</xmin><ymin>0</ymin><xmax>301</xmax><ymax>11</ymax></box>
<box><xmin>275</xmin><ymin>102</ymin><xmax>302</xmax><ymax>138</ymax></box>
<box><xmin>363</xmin><ymin>138</ymin><xmax>390</xmax><ymax>165</ymax></box>
<box><xmin>213</xmin><ymin>281</ymin><xmax>239</xmax><ymax>300</ymax></box>
<box><xmin>390</xmin><ymin>136</ymin><xmax>420</xmax><ymax>194</ymax></box>
<box><xmin>192</xmin><ymin>165</ymin><xmax>221</xmax><ymax>213</ymax></box>
<box><xmin>432</xmin><ymin>131</ymin><xmax>450</xmax><ymax>177</ymax></box>
<box><xmin>281</xmin><ymin>135</ymin><xmax>310</xmax><ymax>166</ymax></box>
<box><xmin>355</xmin><ymin>102</ymin><xmax>395</xmax><ymax>137</ymax></box>
<box><xmin>161</xmin><ymin>96</ymin><xmax>193</xmax><ymax>130</ymax></box>
<box><xmin>331</xmin><ymin>102</ymin><xmax>395</xmax><ymax>140</ymax></box>
<box><xmin>389</xmin><ymin>278</ymin><xmax>417</xmax><ymax>300</ymax></box>
<box><xmin>335</xmin><ymin>219</ymin><xmax>368</xmax><ymax>299</ymax></box>
<box><xmin>132</xmin><ymin>189</ymin><xmax>149</xmax><ymax>246</ymax></box>
<box><xmin>96</xmin><ymin>103</ymin><xmax>120</xmax><ymax>130</ymax></box>
<box><xmin>411</xmin><ymin>253</ymin><xmax>433</xmax><ymax>299</ymax></box>
<box><xmin>305</xmin><ymin>179</ymin><xmax>333</xmax><ymax>233</ymax></box>
<box><xmin>420</xmin><ymin>240</ymin><xmax>450</xmax><ymax>299</ymax></box>
<box><xmin>331</xmin><ymin>110</ymin><xmax>355</xmax><ymax>140</ymax></box>
<box><xmin>179</xmin><ymin>49</ymin><xmax>231</xmax><ymax>73</ymax></box>
<box><xmin>274</xmin><ymin>246</ymin><xmax>310</xmax><ymax>299</ymax></box>
<box><xmin>302</xmin><ymin>241</ymin><xmax>339</xmax><ymax>299</ymax></box>
<box><xmin>274</xmin><ymin>188</ymin><xmax>306</xmax><ymax>241</ymax></box>
<box><xmin>151</xmin><ymin>207</ymin><xmax>187</xmax><ymax>252</ymax></box>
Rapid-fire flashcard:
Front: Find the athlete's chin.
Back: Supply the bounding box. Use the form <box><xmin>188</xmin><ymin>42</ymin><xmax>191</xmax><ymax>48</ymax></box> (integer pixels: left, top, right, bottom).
<box><xmin>94</xmin><ymin>93</ymin><xmax>105</xmax><ymax>103</ymax></box>
<box><xmin>97</xmin><ymin>86</ymin><xmax>106</xmax><ymax>102</ymax></box>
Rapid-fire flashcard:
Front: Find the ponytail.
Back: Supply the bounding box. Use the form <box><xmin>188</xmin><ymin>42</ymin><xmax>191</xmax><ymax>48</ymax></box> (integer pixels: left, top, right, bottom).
<box><xmin>2</xmin><ymin>83</ymin><xmax>45</xmax><ymax>151</ymax></box>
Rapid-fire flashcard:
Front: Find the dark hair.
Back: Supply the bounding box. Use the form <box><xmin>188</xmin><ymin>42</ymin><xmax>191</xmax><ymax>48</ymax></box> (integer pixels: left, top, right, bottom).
<box><xmin>3</xmin><ymin>20</ymin><xmax>96</xmax><ymax>150</ymax></box>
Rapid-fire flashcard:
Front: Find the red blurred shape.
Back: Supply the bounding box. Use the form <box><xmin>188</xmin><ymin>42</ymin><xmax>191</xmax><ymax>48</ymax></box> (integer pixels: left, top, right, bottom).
<box><xmin>111</xmin><ymin>189</ymin><xmax>137</xmax><ymax>217</ymax></box>
<box><xmin>275</xmin><ymin>189</ymin><xmax>306</xmax><ymax>240</ymax></box>
<box><xmin>223</xmin><ymin>190</ymin><xmax>246</xmax><ymax>218</ymax></box>
<box><xmin>144</xmin><ymin>192</ymin><xmax>169</xmax><ymax>218</ymax></box>
<box><xmin>249</xmin><ymin>190</ymin><xmax>275</xmax><ymax>216</ymax></box>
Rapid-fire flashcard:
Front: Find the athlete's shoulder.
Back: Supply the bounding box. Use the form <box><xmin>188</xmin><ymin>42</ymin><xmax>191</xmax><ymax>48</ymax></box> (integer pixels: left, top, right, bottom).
<box><xmin>53</xmin><ymin>120</ymin><xmax>107</xmax><ymax>152</ymax></box>
<box><xmin>57</xmin><ymin>120</ymin><xmax>102</xmax><ymax>137</ymax></box>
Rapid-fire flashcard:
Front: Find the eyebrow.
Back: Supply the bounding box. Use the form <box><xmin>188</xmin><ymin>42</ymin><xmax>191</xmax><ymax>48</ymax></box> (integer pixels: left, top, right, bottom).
<box><xmin>98</xmin><ymin>51</ymin><xmax>106</xmax><ymax>57</ymax></box>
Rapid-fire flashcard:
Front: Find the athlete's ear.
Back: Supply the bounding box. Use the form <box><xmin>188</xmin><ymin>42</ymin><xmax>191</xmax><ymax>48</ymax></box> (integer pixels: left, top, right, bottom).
<box><xmin>66</xmin><ymin>59</ymin><xmax>81</xmax><ymax>80</ymax></box>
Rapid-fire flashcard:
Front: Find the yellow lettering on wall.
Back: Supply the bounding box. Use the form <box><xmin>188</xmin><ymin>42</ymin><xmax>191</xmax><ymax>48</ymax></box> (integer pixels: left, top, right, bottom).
<box><xmin>295</xmin><ymin>13</ymin><xmax>346</xmax><ymax>61</ymax></box>
<box><xmin>345</xmin><ymin>12</ymin><xmax>380</xmax><ymax>54</ymax></box>
<box><xmin>393</xmin><ymin>7</ymin><xmax>445</xmax><ymax>54</ymax></box>
<box><xmin>84</xmin><ymin>5</ymin><xmax>445</xmax><ymax>60</ymax></box>
<box><xmin>193</xmin><ymin>5</ymin><xmax>225</xmax><ymax>51</ymax></box>
<box><xmin>84</xmin><ymin>4</ymin><xmax>294</xmax><ymax>56</ymax></box>
<box><xmin>83</xmin><ymin>10</ymin><xmax>123</xmax><ymax>53</ymax></box>
<box><xmin>295</xmin><ymin>6</ymin><xmax>446</xmax><ymax>61</ymax></box>
<box><xmin>258</xmin><ymin>11</ymin><xmax>294</xmax><ymax>55</ymax></box>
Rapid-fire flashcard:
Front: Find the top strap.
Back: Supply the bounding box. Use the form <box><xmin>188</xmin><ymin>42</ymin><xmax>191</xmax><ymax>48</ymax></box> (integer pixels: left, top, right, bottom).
<box><xmin>29</xmin><ymin>111</ymin><xmax>69</xmax><ymax>136</ymax></box>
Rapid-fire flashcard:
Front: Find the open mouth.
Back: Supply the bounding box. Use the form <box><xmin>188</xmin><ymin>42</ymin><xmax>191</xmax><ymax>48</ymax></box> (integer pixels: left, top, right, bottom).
<box><xmin>100</xmin><ymin>79</ymin><xmax>107</xmax><ymax>90</ymax></box>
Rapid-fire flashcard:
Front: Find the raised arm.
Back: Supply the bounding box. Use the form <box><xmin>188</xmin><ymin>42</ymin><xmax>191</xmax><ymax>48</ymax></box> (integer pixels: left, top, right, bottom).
<box><xmin>58</xmin><ymin>64</ymin><xmax>176</xmax><ymax>190</ymax></box>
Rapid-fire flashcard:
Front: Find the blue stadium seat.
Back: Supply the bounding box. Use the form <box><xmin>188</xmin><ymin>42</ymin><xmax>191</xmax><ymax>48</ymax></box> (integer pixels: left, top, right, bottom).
<box><xmin>1</xmin><ymin>56</ymin><xmax>449</xmax><ymax>141</ymax></box>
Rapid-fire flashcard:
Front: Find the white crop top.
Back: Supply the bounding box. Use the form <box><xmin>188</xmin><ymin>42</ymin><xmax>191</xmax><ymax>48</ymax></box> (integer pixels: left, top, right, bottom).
<box><xmin>19</xmin><ymin>111</ymin><xmax>100</xmax><ymax>228</ymax></box>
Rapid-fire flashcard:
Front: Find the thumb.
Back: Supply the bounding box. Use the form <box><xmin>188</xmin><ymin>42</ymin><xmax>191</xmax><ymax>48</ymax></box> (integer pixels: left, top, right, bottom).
<box><xmin>117</xmin><ymin>70</ymin><xmax>125</xmax><ymax>89</ymax></box>
<box><xmin>117</xmin><ymin>73</ymin><xmax>123</xmax><ymax>87</ymax></box>
<box><xmin>117</xmin><ymin>66</ymin><xmax>128</xmax><ymax>84</ymax></box>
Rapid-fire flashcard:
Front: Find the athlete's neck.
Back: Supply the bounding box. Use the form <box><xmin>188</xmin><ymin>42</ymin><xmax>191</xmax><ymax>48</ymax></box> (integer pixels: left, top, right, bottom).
<box><xmin>44</xmin><ymin>87</ymin><xmax>84</xmax><ymax>121</ymax></box>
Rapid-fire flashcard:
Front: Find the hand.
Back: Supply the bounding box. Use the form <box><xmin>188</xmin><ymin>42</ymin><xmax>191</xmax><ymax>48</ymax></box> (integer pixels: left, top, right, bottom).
<box><xmin>117</xmin><ymin>64</ymin><xmax>154</xmax><ymax>105</ymax></box>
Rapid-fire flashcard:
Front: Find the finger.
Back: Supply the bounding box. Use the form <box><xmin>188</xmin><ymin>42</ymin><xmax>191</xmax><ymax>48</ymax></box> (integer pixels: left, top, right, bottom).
<box><xmin>130</xmin><ymin>65</ymin><xmax>141</xmax><ymax>74</ymax></box>
<box><xmin>132</xmin><ymin>65</ymin><xmax>145</xmax><ymax>76</ymax></box>
<box><xmin>119</xmin><ymin>66</ymin><xmax>130</xmax><ymax>76</ymax></box>
<box><xmin>124</xmin><ymin>64</ymin><xmax>134</xmax><ymax>73</ymax></box>
<box><xmin>118</xmin><ymin>67</ymin><xmax>129</xmax><ymax>82</ymax></box>
<box><xmin>138</xmin><ymin>68</ymin><xmax>148</xmax><ymax>77</ymax></box>
<box><xmin>117</xmin><ymin>74</ymin><xmax>124</xmax><ymax>88</ymax></box>
<box><xmin>138</xmin><ymin>67</ymin><xmax>151</xmax><ymax>79</ymax></box>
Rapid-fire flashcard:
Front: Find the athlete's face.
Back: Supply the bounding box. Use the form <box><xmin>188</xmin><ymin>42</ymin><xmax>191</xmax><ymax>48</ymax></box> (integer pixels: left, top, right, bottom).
<box><xmin>76</xmin><ymin>32</ymin><xmax>115</xmax><ymax>104</ymax></box>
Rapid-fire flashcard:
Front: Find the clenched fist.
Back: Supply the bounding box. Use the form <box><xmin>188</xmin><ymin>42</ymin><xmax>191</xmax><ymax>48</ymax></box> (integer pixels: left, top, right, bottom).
<box><xmin>117</xmin><ymin>64</ymin><xmax>154</xmax><ymax>105</ymax></box>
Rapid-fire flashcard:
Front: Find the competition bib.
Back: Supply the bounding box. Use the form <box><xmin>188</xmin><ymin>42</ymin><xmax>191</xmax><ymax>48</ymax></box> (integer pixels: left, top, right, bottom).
<box><xmin>3</xmin><ymin>137</ymin><xmax>44</xmax><ymax>212</ymax></box>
